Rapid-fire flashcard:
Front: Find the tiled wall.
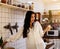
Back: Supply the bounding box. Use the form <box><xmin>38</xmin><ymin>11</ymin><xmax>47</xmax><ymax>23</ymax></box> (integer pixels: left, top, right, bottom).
<box><xmin>0</xmin><ymin>6</ymin><xmax>27</xmax><ymax>49</ymax></box>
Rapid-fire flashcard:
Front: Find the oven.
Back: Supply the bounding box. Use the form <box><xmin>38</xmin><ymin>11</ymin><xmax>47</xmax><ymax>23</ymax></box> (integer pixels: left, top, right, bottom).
<box><xmin>47</xmin><ymin>30</ymin><xmax>58</xmax><ymax>36</ymax></box>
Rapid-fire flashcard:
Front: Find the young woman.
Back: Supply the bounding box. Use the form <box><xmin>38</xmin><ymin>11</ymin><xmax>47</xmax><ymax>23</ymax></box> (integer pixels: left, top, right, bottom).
<box><xmin>35</xmin><ymin>12</ymin><xmax>41</xmax><ymax>22</ymax></box>
<box><xmin>35</xmin><ymin>12</ymin><xmax>53</xmax><ymax>49</ymax></box>
<box><xmin>3</xmin><ymin>11</ymin><xmax>46</xmax><ymax>49</ymax></box>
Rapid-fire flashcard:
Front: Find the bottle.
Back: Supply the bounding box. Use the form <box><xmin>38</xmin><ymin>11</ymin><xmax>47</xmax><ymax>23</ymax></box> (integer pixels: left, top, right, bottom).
<box><xmin>31</xmin><ymin>2</ymin><xmax>34</xmax><ymax>10</ymax></box>
<box><xmin>22</xmin><ymin>3</ymin><xmax>25</xmax><ymax>8</ymax></box>
<box><xmin>1</xmin><ymin>0</ymin><xmax>6</xmax><ymax>3</ymax></box>
<box><xmin>7</xmin><ymin>0</ymin><xmax>11</xmax><ymax>5</ymax></box>
<box><xmin>29</xmin><ymin>4</ymin><xmax>31</xmax><ymax>10</ymax></box>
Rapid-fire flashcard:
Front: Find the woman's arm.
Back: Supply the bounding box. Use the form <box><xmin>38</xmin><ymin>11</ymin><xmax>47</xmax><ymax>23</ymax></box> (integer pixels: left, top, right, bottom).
<box><xmin>6</xmin><ymin>27</ymin><xmax>23</xmax><ymax>42</ymax></box>
<box><xmin>34</xmin><ymin>21</ymin><xmax>44</xmax><ymax>37</ymax></box>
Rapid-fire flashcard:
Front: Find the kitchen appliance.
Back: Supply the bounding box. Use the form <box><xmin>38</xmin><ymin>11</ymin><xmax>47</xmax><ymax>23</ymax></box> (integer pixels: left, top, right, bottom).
<box><xmin>47</xmin><ymin>30</ymin><xmax>58</xmax><ymax>36</ymax></box>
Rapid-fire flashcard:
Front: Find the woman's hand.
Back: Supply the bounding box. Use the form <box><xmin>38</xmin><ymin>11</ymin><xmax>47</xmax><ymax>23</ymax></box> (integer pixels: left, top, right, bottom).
<box><xmin>47</xmin><ymin>25</ymin><xmax>52</xmax><ymax>31</ymax></box>
<box><xmin>44</xmin><ymin>25</ymin><xmax>52</xmax><ymax>33</ymax></box>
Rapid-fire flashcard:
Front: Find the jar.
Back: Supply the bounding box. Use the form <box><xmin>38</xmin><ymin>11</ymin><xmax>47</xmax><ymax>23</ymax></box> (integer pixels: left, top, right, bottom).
<box><xmin>31</xmin><ymin>2</ymin><xmax>34</xmax><ymax>10</ymax></box>
<box><xmin>21</xmin><ymin>3</ymin><xmax>25</xmax><ymax>8</ymax></box>
<box><xmin>1</xmin><ymin>0</ymin><xmax>6</xmax><ymax>3</ymax></box>
<box><xmin>7</xmin><ymin>0</ymin><xmax>11</xmax><ymax>5</ymax></box>
<box><xmin>29</xmin><ymin>5</ymin><xmax>31</xmax><ymax>10</ymax></box>
<box><xmin>25</xmin><ymin>3</ymin><xmax>29</xmax><ymax>9</ymax></box>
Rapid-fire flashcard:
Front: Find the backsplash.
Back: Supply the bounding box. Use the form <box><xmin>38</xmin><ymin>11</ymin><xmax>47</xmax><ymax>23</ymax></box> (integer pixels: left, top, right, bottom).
<box><xmin>0</xmin><ymin>6</ymin><xmax>26</xmax><ymax>49</ymax></box>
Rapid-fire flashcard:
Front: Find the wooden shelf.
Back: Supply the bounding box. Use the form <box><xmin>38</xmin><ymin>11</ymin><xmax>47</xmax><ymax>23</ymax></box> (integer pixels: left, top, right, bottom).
<box><xmin>42</xmin><ymin>15</ymin><xmax>60</xmax><ymax>16</ymax></box>
<box><xmin>42</xmin><ymin>15</ymin><xmax>49</xmax><ymax>16</ymax></box>
<box><xmin>0</xmin><ymin>3</ymin><xmax>31</xmax><ymax>11</ymax></box>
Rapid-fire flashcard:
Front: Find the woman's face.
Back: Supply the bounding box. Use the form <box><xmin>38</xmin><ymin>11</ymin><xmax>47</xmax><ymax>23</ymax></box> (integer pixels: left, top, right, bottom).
<box><xmin>30</xmin><ymin>14</ymin><xmax>35</xmax><ymax>24</ymax></box>
<box><xmin>36</xmin><ymin>13</ymin><xmax>39</xmax><ymax>20</ymax></box>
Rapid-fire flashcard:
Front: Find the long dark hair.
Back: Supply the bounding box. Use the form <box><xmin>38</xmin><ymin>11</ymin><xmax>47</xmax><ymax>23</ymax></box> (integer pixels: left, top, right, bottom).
<box><xmin>35</xmin><ymin>12</ymin><xmax>41</xmax><ymax>23</ymax></box>
<box><xmin>23</xmin><ymin>11</ymin><xmax>35</xmax><ymax>38</ymax></box>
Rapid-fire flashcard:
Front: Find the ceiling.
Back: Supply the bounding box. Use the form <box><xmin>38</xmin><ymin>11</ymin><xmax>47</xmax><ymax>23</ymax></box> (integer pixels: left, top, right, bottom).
<box><xmin>42</xmin><ymin>0</ymin><xmax>60</xmax><ymax>5</ymax></box>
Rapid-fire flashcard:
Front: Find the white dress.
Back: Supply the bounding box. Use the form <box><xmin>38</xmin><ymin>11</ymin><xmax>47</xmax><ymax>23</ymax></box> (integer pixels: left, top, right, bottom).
<box><xmin>7</xmin><ymin>21</ymin><xmax>46</xmax><ymax>49</ymax></box>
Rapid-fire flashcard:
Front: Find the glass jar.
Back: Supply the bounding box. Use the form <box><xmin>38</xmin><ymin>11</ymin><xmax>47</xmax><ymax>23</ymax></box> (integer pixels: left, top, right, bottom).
<box><xmin>7</xmin><ymin>0</ymin><xmax>11</xmax><ymax>5</ymax></box>
<box><xmin>21</xmin><ymin>3</ymin><xmax>25</xmax><ymax>8</ymax></box>
<box><xmin>31</xmin><ymin>2</ymin><xmax>34</xmax><ymax>10</ymax></box>
<box><xmin>25</xmin><ymin>3</ymin><xmax>29</xmax><ymax>9</ymax></box>
<box><xmin>1</xmin><ymin>0</ymin><xmax>6</xmax><ymax>3</ymax></box>
<box><xmin>29</xmin><ymin>5</ymin><xmax>31</xmax><ymax>10</ymax></box>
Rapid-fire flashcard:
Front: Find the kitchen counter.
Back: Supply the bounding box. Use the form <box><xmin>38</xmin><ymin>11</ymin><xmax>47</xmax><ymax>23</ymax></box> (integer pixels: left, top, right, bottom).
<box><xmin>43</xmin><ymin>30</ymin><xmax>60</xmax><ymax>39</ymax></box>
<box><xmin>43</xmin><ymin>36</ymin><xmax>60</xmax><ymax>39</ymax></box>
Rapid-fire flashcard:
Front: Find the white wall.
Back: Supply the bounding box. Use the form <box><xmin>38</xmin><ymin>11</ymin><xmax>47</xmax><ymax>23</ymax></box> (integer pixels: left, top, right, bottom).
<box><xmin>45</xmin><ymin>3</ymin><xmax>60</xmax><ymax>11</ymax></box>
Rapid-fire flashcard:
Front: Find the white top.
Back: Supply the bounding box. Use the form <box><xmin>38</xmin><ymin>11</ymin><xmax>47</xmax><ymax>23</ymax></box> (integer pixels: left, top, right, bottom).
<box><xmin>6</xmin><ymin>21</ymin><xmax>46</xmax><ymax>49</ymax></box>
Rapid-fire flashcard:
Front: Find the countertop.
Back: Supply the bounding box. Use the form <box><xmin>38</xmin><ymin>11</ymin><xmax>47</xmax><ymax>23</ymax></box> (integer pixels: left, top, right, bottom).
<box><xmin>43</xmin><ymin>36</ymin><xmax>60</xmax><ymax>39</ymax></box>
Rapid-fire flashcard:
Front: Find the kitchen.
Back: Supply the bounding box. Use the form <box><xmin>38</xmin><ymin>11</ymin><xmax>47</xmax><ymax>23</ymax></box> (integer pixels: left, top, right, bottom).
<box><xmin>0</xmin><ymin>0</ymin><xmax>60</xmax><ymax>49</ymax></box>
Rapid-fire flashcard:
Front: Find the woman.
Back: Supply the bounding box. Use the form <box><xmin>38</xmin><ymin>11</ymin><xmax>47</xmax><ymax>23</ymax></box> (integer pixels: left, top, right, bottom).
<box><xmin>3</xmin><ymin>11</ymin><xmax>46</xmax><ymax>49</ymax></box>
<box><xmin>35</xmin><ymin>12</ymin><xmax>41</xmax><ymax>23</ymax></box>
<box><xmin>35</xmin><ymin>12</ymin><xmax>53</xmax><ymax>49</ymax></box>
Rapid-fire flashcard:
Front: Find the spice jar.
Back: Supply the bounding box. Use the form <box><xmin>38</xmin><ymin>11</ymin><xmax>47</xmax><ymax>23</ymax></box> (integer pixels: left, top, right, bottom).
<box><xmin>22</xmin><ymin>3</ymin><xmax>25</xmax><ymax>8</ymax></box>
<box><xmin>7</xmin><ymin>0</ymin><xmax>11</xmax><ymax>5</ymax></box>
<box><xmin>29</xmin><ymin>5</ymin><xmax>31</xmax><ymax>10</ymax></box>
<box><xmin>25</xmin><ymin>3</ymin><xmax>29</xmax><ymax>9</ymax></box>
<box><xmin>31</xmin><ymin>2</ymin><xmax>34</xmax><ymax>10</ymax></box>
<box><xmin>1</xmin><ymin>0</ymin><xmax>6</xmax><ymax>3</ymax></box>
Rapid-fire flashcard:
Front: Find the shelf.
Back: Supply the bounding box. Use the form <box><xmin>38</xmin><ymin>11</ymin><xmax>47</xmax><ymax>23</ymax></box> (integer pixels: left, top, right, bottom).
<box><xmin>42</xmin><ymin>15</ymin><xmax>60</xmax><ymax>16</ymax></box>
<box><xmin>0</xmin><ymin>3</ymin><xmax>31</xmax><ymax>11</ymax></box>
<box><xmin>42</xmin><ymin>15</ymin><xmax>49</xmax><ymax>16</ymax></box>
